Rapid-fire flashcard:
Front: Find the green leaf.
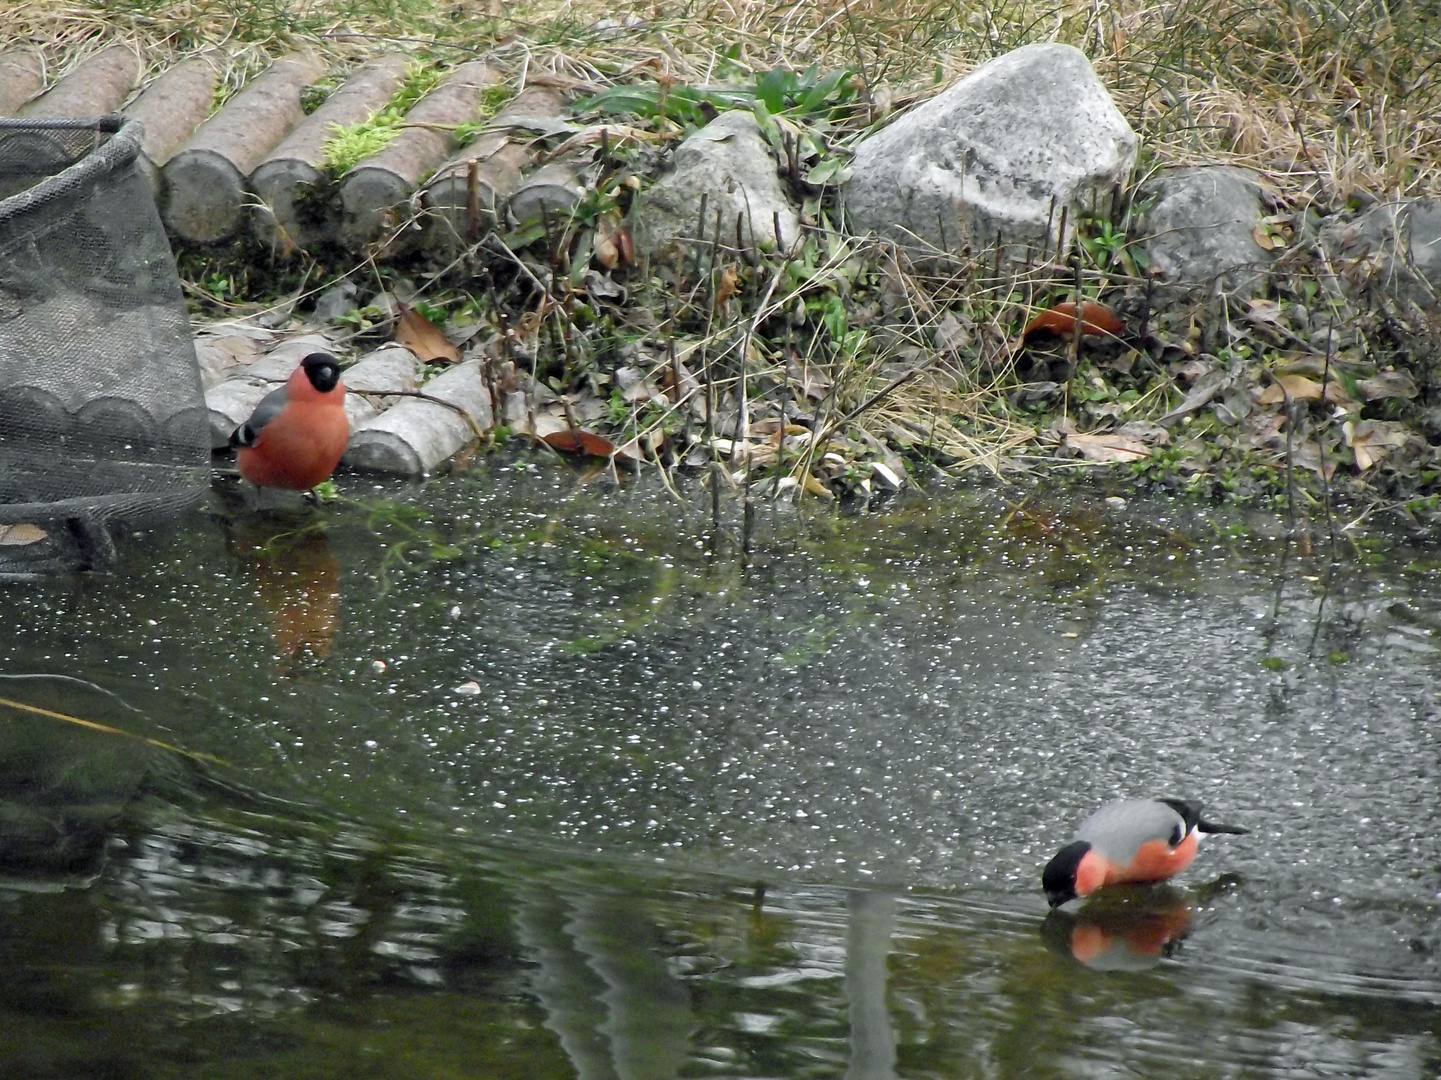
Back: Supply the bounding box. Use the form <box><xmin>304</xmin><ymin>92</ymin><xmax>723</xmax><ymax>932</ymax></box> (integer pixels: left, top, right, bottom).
<box><xmin>822</xmin><ymin>293</ymin><xmax>848</xmax><ymax>339</ymax></box>
<box><xmin>578</xmin><ymin>84</ymin><xmax>665</xmax><ymax>117</ymax></box>
<box><xmin>752</xmin><ymin>98</ymin><xmax>781</xmax><ymax>147</ymax></box>
<box><xmin>755</xmin><ymin>67</ymin><xmax>791</xmax><ymax>114</ymax></box>
<box><xmin>414</xmin><ymin>300</ymin><xmax>449</xmax><ymax>324</ymax></box>
<box><xmin>500</xmin><ymin>220</ymin><xmax>548</xmax><ymax>248</ymax></box>
<box><xmin>805</xmin><ymin>157</ymin><xmax>850</xmax><ymax>186</ymax></box>
<box><xmin>796</xmin><ymin>67</ymin><xmax>851</xmax><ymax>113</ymax></box>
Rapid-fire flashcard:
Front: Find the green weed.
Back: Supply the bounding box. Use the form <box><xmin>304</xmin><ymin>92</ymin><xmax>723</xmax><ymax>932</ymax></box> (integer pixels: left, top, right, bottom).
<box><xmin>578</xmin><ymin>63</ymin><xmax>858</xmax><ymax>133</ymax></box>
<box><xmin>322</xmin><ymin>63</ymin><xmax>443</xmax><ymax>173</ymax></box>
<box><xmin>449</xmin><ymin>84</ymin><xmax>518</xmax><ymax>144</ymax></box>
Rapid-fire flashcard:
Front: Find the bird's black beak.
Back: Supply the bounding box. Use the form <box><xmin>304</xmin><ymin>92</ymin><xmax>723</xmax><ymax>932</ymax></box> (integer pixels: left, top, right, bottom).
<box><xmin>1046</xmin><ymin>890</ymin><xmax>1074</xmax><ymax>909</ymax></box>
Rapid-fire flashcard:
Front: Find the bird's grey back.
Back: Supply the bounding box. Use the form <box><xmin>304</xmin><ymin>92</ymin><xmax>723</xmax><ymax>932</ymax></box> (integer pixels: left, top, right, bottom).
<box><xmin>245</xmin><ymin>386</ymin><xmax>288</xmax><ymax>434</ymax></box>
<box><xmin>1074</xmin><ymin>799</ymin><xmax>1186</xmax><ymax>865</ymax></box>
<box><xmin>231</xmin><ymin>385</ymin><xmax>288</xmax><ymax>447</ymax></box>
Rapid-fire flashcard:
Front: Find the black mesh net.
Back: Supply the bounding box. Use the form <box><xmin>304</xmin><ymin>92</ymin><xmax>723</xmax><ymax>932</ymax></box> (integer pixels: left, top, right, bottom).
<box><xmin>0</xmin><ymin>116</ymin><xmax>207</xmax><ymax>572</ymax></box>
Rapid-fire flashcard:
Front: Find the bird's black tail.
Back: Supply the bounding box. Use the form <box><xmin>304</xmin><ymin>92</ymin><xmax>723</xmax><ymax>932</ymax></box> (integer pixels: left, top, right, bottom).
<box><xmin>1160</xmin><ymin>798</ymin><xmax>1248</xmax><ymax>836</ymax></box>
<box><xmin>1197</xmin><ymin>817</ymin><xmax>1248</xmax><ymax>835</ymax></box>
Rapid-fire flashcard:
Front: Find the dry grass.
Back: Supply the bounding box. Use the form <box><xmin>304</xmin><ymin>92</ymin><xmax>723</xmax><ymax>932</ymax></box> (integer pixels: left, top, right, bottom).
<box><xmin>4</xmin><ymin>0</ymin><xmax>1440</xmax><ymax>491</ymax></box>
<box><xmin>7</xmin><ymin>1</ymin><xmax>1436</xmax><ymax>200</ymax></box>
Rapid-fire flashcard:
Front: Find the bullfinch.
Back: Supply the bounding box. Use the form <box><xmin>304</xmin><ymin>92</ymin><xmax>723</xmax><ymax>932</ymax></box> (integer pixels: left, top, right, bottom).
<box><xmin>229</xmin><ymin>352</ymin><xmax>348</xmax><ymax>490</ymax></box>
<box><xmin>1043</xmin><ymin>797</ymin><xmax>1247</xmax><ymax>907</ymax></box>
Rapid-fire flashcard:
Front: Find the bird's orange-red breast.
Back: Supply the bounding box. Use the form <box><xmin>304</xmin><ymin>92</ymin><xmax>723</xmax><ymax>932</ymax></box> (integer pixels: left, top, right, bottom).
<box><xmin>1042</xmin><ymin>798</ymin><xmax>1247</xmax><ymax>907</ymax></box>
<box><xmin>229</xmin><ymin>352</ymin><xmax>348</xmax><ymax>490</ymax></box>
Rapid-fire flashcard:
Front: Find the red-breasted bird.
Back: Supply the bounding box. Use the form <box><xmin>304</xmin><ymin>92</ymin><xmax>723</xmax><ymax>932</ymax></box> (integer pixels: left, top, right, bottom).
<box><xmin>229</xmin><ymin>352</ymin><xmax>348</xmax><ymax>491</ymax></box>
<box><xmin>1042</xmin><ymin>798</ymin><xmax>1247</xmax><ymax>907</ymax></box>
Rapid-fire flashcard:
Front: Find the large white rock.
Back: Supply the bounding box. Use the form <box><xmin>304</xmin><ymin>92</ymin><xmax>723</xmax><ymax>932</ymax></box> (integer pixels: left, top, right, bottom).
<box><xmin>842</xmin><ymin>43</ymin><xmax>1136</xmax><ymax>258</ymax></box>
<box><xmin>631</xmin><ymin>111</ymin><xmax>800</xmax><ymax>263</ymax></box>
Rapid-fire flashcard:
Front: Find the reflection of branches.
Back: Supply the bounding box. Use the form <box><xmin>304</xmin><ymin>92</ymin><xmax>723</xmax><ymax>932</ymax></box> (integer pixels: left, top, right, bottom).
<box><xmin>1265</xmin><ymin>519</ymin><xmax>1342</xmax><ymax>663</ymax></box>
<box><xmin>1305</xmin><ymin>313</ymin><xmax>1341</xmax><ymax>659</ymax></box>
<box><xmin>0</xmin><ymin>690</ymin><xmax>223</xmax><ymax>766</ymax></box>
<box><xmin>1263</xmin><ymin>532</ymin><xmax>1291</xmax><ymax>655</ymax></box>
<box><xmin>1318</xmin><ymin>311</ymin><xmax>1339</xmax><ymax>560</ymax></box>
<box><xmin>1307</xmin><ymin>549</ymin><xmax>1339</xmax><ymax>660</ymax></box>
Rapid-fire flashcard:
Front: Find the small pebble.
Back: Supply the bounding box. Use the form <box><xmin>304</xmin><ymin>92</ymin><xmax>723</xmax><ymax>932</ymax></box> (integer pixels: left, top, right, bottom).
<box><xmin>454</xmin><ymin>681</ymin><xmax>481</xmax><ymax>695</ymax></box>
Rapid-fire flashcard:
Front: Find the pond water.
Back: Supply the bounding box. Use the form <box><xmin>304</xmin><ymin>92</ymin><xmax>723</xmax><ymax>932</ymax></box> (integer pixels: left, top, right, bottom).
<box><xmin>0</xmin><ymin>454</ymin><xmax>1438</xmax><ymax>1078</ymax></box>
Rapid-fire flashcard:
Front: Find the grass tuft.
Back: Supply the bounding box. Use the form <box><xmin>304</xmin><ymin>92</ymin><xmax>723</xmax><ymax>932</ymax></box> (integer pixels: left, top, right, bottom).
<box><xmin>322</xmin><ymin>61</ymin><xmax>441</xmax><ymax>172</ymax></box>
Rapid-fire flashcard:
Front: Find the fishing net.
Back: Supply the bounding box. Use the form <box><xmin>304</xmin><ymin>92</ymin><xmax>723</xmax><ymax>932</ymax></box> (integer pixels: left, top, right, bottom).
<box><xmin>0</xmin><ymin>116</ymin><xmax>207</xmax><ymax>573</ymax></box>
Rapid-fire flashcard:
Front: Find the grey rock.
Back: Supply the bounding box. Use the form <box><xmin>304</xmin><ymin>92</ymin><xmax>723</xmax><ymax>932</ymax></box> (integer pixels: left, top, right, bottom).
<box><xmin>631</xmin><ymin>111</ymin><xmax>800</xmax><ymax>263</ymax></box>
<box><xmin>842</xmin><ymin>43</ymin><xmax>1135</xmax><ymax>259</ymax></box>
<box><xmin>1135</xmin><ymin>166</ymin><xmax>1272</xmax><ymax>298</ymax></box>
<box><xmin>1319</xmin><ymin>199</ymin><xmax>1441</xmax><ymax>312</ymax></box>
<box><xmin>312</xmin><ymin>281</ymin><xmax>360</xmax><ymax>322</ymax></box>
<box><xmin>255</xmin><ymin>301</ymin><xmax>296</xmax><ymax>329</ymax></box>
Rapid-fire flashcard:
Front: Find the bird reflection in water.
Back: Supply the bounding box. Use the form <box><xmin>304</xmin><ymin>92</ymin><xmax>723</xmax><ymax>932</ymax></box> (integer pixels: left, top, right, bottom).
<box><xmin>224</xmin><ymin>515</ymin><xmax>341</xmax><ymax>664</ymax></box>
<box><xmin>1041</xmin><ymin>884</ymin><xmax>1195</xmax><ymax>971</ymax></box>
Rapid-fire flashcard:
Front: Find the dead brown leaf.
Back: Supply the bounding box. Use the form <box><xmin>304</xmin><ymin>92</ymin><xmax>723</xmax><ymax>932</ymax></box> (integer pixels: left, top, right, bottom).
<box><xmin>1257</xmin><ymin>374</ymin><xmax>1323</xmax><ymax>403</ymax></box>
<box><xmin>1274</xmin><ymin>353</ymin><xmax>1338</xmax><ymax>377</ymax></box>
<box><xmin>613</xmin><ymin>365</ymin><xmax>662</xmax><ymax>404</ymax></box>
<box><xmin>715</xmin><ymin>265</ymin><xmax>740</xmax><ymax>306</ymax></box>
<box><xmin>1346</xmin><ymin>419</ymin><xmax>1412</xmax><ymax>472</ymax></box>
<box><xmin>0</xmin><ymin>523</ymin><xmax>47</xmax><ymax>546</ymax></box>
<box><xmin>1290</xmin><ymin>440</ymin><xmax>1338</xmax><ymax>479</ymax></box>
<box><xmin>934</xmin><ymin>311</ymin><xmax>972</xmax><ymax>355</ymax></box>
<box><xmin>1171</xmin><ymin>358</ymin><xmax>1216</xmax><ymax>385</ymax></box>
<box><xmin>395</xmin><ymin>301</ymin><xmax>462</xmax><ymax>364</ymax></box>
<box><xmin>1243</xmin><ymin>298</ymin><xmax>1284</xmax><ymax>326</ymax></box>
<box><xmin>1103</xmin><ymin>348</ymin><xmax>1139</xmax><ymax>375</ymax></box>
<box><xmin>1256</xmin><ymin>374</ymin><xmax>1355</xmax><ymax>408</ymax></box>
<box><xmin>593</xmin><ymin>212</ymin><xmax>633</xmax><ymax>270</ymax></box>
<box><xmin>1044</xmin><ymin>415</ymin><xmax>1079</xmax><ymax>441</ymax></box>
<box><xmin>1158</xmin><ymin>368</ymin><xmax>1228</xmax><ymax>426</ymax></box>
<box><xmin>801</xmin><ymin>472</ymin><xmax>835</xmax><ymax>500</ymax></box>
<box><xmin>542</xmin><ymin>427</ymin><xmax>643</xmax><ymax>462</ymax></box>
<box><xmin>751</xmin><ymin>417</ymin><xmax>810</xmax><ymax>440</ymax></box>
<box><xmin>593</xmin><ymin>227</ymin><xmax>618</xmax><ymax>270</ymax></box>
<box><xmin>1252</xmin><ymin>223</ymin><xmax>1283</xmax><ymax>250</ymax></box>
<box><xmin>1243</xmin><ymin>409</ymin><xmax>1286</xmax><ymax>448</ymax></box>
<box><xmin>1065</xmin><ymin>432</ymin><xmax>1150</xmax><ymax>463</ymax></box>
<box><xmin>1116</xmin><ymin>420</ymin><xmax>1170</xmax><ymax>446</ymax></box>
